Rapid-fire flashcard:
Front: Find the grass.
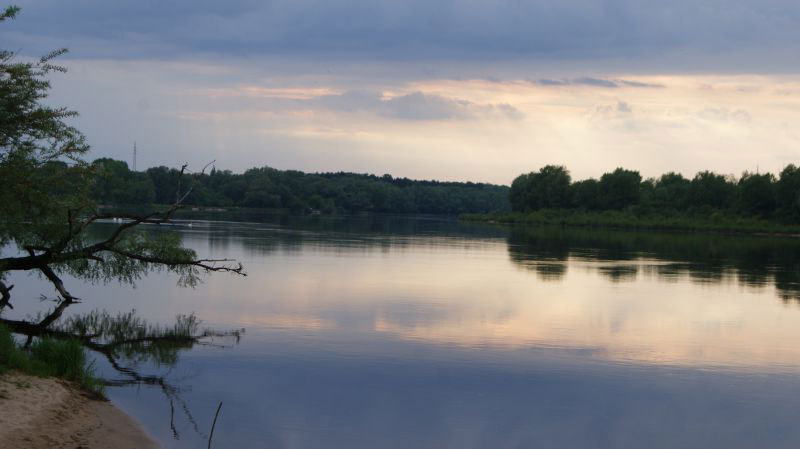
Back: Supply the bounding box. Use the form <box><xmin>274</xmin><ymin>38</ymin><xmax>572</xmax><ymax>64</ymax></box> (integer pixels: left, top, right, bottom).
<box><xmin>460</xmin><ymin>209</ymin><xmax>800</xmax><ymax>236</ymax></box>
<box><xmin>0</xmin><ymin>324</ymin><xmax>105</xmax><ymax>397</ymax></box>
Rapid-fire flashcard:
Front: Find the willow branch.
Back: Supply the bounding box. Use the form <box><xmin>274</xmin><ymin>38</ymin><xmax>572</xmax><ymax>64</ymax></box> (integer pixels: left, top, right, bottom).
<box><xmin>1</xmin><ymin>161</ymin><xmax>218</xmax><ymax>271</ymax></box>
<box><xmin>106</xmin><ymin>248</ymin><xmax>246</xmax><ymax>275</ymax></box>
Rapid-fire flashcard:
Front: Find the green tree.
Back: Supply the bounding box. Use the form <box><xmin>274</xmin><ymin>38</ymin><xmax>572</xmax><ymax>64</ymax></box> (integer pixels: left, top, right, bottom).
<box><xmin>571</xmin><ymin>179</ymin><xmax>600</xmax><ymax>210</ymax></box>
<box><xmin>0</xmin><ymin>7</ymin><xmax>243</xmax><ymax>326</ymax></box>
<box><xmin>509</xmin><ymin>165</ymin><xmax>571</xmax><ymax>212</ymax></box>
<box><xmin>509</xmin><ymin>173</ymin><xmax>533</xmax><ymax>212</ymax></box>
<box><xmin>777</xmin><ymin>164</ymin><xmax>800</xmax><ymax>219</ymax></box>
<box><xmin>688</xmin><ymin>171</ymin><xmax>735</xmax><ymax>210</ymax></box>
<box><xmin>0</xmin><ymin>6</ymin><xmax>89</xmax><ymax>246</ymax></box>
<box><xmin>145</xmin><ymin>166</ymin><xmax>180</xmax><ymax>204</ymax></box>
<box><xmin>242</xmin><ymin>170</ymin><xmax>282</xmax><ymax>208</ymax></box>
<box><xmin>91</xmin><ymin>158</ymin><xmax>133</xmax><ymax>203</ymax></box>
<box><xmin>599</xmin><ymin>168</ymin><xmax>641</xmax><ymax>210</ymax></box>
<box><xmin>652</xmin><ymin>172</ymin><xmax>690</xmax><ymax>210</ymax></box>
<box><xmin>737</xmin><ymin>172</ymin><xmax>777</xmax><ymax>217</ymax></box>
<box><xmin>534</xmin><ymin>165</ymin><xmax>571</xmax><ymax>209</ymax></box>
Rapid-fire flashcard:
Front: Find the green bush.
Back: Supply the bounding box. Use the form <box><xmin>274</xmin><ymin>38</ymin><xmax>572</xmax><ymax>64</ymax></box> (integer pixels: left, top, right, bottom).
<box><xmin>0</xmin><ymin>324</ymin><xmax>104</xmax><ymax>395</ymax></box>
<box><xmin>0</xmin><ymin>324</ymin><xmax>31</xmax><ymax>374</ymax></box>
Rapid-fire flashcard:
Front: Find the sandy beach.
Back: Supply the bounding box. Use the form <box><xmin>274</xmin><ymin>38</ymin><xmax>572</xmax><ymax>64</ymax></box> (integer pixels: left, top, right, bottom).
<box><xmin>0</xmin><ymin>372</ymin><xmax>159</xmax><ymax>449</ymax></box>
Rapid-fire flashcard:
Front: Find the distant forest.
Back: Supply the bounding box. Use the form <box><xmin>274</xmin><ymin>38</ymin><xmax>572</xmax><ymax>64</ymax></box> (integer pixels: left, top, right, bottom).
<box><xmin>508</xmin><ymin>165</ymin><xmax>800</xmax><ymax>221</ymax></box>
<box><xmin>87</xmin><ymin>158</ymin><xmax>511</xmax><ymax>215</ymax></box>
<box><xmin>63</xmin><ymin>158</ymin><xmax>800</xmax><ymax>222</ymax></box>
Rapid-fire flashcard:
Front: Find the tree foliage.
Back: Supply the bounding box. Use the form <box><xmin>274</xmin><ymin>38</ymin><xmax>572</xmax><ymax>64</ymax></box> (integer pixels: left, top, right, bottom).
<box><xmin>688</xmin><ymin>171</ymin><xmax>735</xmax><ymax>210</ymax></box>
<box><xmin>509</xmin><ymin>165</ymin><xmax>571</xmax><ymax>212</ymax></box>
<box><xmin>650</xmin><ymin>172</ymin><xmax>690</xmax><ymax>210</ymax></box>
<box><xmin>777</xmin><ymin>164</ymin><xmax>800</xmax><ymax>219</ymax></box>
<box><xmin>737</xmin><ymin>172</ymin><xmax>777</xmax><ymax>217</ymax></box>
<box><xmin>78</xmin><ymin>159</ymin><xmax>510</xmax><ymax>215</ymax></box>
<box><xmin>509</xmin><ymin>163</ymin><xmax>800</xmax><ymax>223</ymax></box>
<box><xmin>598</xmin><ymin>168</ymin><xmax>642</xmax><ymax>210</ymax></box>
<box><xmin>0</xmin><ymin>6</ymin><xmax>91</xmax><ymax>247</ymax></box>
<box><xmin>0</xmin><ymin>7</ymin><xmax>243</xmax><ymax>328</ymax></box>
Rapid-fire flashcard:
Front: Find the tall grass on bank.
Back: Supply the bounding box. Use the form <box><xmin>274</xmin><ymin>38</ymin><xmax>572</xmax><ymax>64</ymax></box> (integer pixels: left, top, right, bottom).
<box><xmin>0</xmin><ymin>324</ymin><xmax>104</xmax><ymax>396</ymax></box>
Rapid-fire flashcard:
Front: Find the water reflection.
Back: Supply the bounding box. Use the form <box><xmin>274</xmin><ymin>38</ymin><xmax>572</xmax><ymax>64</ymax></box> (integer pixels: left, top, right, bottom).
<box><xmin>72</xmin><ymin>219</ymin><xmax>800</xmax><ymax>372</ymax></box>
<box><xmin>10</xmin><ymin>215</ymin><xmax>800</xmax><ymax>449</ymax></box>
<box><xmin>507</xmin><ymin>226</ymin><xmax>800</xmax><ymax>301</ymax></box>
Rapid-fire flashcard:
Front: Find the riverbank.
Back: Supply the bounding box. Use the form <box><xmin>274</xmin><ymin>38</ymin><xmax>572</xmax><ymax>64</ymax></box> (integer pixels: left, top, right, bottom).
<box><xmin>460</xmin><ymin>210</ymin><xmax>800</xmax><ymax>236</ymax></box>
<box><xmin>0</xmin><ymin>372</ymin><xmax>159</xmax><ymax>449</ymax></box>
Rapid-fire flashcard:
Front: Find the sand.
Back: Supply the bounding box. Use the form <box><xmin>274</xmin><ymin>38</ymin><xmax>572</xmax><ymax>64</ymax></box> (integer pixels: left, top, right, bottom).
<box><xmin>0</xmin><ymin>372</ymin><xmax>160</xmax><ymax>449</ymax></box>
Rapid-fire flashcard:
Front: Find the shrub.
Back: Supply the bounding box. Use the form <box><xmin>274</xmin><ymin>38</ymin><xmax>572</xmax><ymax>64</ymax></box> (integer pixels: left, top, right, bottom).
<box><xmin>0</xmin><ymin>324</ymin><xmax>104</xmax><ymax>396</ymax></box>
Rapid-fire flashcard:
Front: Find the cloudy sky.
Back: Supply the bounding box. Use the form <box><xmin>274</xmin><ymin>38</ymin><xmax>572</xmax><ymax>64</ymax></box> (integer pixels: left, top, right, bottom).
<box><xmin>4</xmin><ymin>0</ymin><xmax>800</xmax><ymax>183</ymax></box>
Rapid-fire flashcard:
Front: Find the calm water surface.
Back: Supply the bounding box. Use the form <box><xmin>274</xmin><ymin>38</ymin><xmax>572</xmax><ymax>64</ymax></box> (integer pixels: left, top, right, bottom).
<box><xmin>8</xmin><ymin>214</ymin><xmax>800</xmax><ymax>448</ymax></box>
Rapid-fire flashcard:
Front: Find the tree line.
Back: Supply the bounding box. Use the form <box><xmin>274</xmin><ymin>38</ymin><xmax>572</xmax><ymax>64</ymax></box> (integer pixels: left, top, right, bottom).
<box><xmin>86</xmin><ymin>158</ymin><xmax>511</xmax><ymax>215</ymax></box>
<box><xmin>509</xmin><ymin>165</ymin><xmax>800</xmax><ymax>221</ymax></box>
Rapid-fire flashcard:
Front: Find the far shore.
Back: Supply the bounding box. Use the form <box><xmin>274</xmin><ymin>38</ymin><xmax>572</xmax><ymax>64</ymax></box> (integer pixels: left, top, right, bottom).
<box><xmin>460</xmin><ymin>210</ymin><xmax>800</xmax><ymax>237</ymax></box>
<box><xmin>0</xmin><ymin>372</ymin><xmax>159</xmax><ymax>449</ymax></box>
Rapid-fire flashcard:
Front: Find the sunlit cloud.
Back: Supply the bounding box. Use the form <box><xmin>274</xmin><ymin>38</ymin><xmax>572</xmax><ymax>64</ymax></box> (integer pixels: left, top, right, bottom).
<box><xmin>38</xmin><ymin>58</ymin><xmax>800</xmax><ymax>184</ymax></box>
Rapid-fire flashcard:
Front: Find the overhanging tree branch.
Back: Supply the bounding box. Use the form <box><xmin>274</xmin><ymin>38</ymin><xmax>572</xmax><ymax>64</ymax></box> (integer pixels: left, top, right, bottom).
<box><xmin>0</xmin><ymin>7</ymin><xmax>244</xmax><ymax>338</ymax></box>
<box><xmin>0</xmin><ymin>160</ymin><xmax>245</xmax><ymax>290</ymax></box>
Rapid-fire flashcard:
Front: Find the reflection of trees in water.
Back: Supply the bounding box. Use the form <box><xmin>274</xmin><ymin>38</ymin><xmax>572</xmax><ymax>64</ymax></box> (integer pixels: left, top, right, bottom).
<box><xmin>507</xmin><ymin>227</ymin><xmax>571</xmax><ymax>281</ymax></box>
<box><xmin>597</xmin><ymin>265</ymin><xmax>638</xmax><ymax>282</ymax></box>
<box><xmin>90</xmin><ymin>214</ymin><xmax>508</xmax><ymax>259</ymax></box>
<box><xmin>507</xmin><ymin>226</ymin><xmax>800</xmax><ymax>301</ymax></box>
<box><xmin>531</xmin><ymin>263</ymin><xmax>568</xmax><ymax>281</ymax></box>
<box><xmin>2</xmin><ymin>310</ymin><xmax>241</xmax><ymax>441</ymax></box>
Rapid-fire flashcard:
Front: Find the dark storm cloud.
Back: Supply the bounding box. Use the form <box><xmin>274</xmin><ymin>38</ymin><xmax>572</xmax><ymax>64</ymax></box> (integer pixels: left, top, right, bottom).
<box><xmin>533</xmin><ymin>78</ymin><xmax>663</xmax><ymax>88</ymax></box>
<box><xmin>4</xmin><ymin>0</ymin><xmax>800</xmax><ymax>71</ymax></box>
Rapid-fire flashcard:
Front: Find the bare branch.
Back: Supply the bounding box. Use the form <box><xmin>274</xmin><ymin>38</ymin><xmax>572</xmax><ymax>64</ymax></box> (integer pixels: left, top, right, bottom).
<box><xmin>36</xmin><ymin>263</ymin><xmax>80</xmax><ymax>328</ymax></box>
<box><xmin>176</xmin><ymin>163</ymin><xmax>188</xmax><ymax>204</ymax></box>
<box><xmin>199</xmin><ymin>160</ymin><xmax>216</xmax><ymax>175</ymax></box>
<box><xmin>0</xmin><ymin>281</ymin><xmax>13</xmax><ymax>310</ymax></box>
<box><xmin>106</xmin><ymin>248</ymin><xmax>246</xmax><ymax>276</ymax></box>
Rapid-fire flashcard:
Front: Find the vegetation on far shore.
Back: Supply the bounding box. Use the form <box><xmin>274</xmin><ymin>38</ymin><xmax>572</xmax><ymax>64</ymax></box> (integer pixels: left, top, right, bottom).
<box><xmin>462</xmin><ymin>164</ymin><xmax>800</xmax><ymax>235</ymax></box>
<box><xmin>0</xmin><ymin>324</ymin><xmax>104</xmax><ymax>396</ymax></box>
<box><xmin>86</xmin><ymin>157</ymin><xmax>510</xmax><ymax>215</ymax></box>
<box><xmin>461</xmin><ymin>209</ymin><xmax>800</xmax><ymax>235</ymax></box>
<box><xmin>88</xmin><ymin>159</ymin><xmax>800</xmax><ymax>237</ymax></box>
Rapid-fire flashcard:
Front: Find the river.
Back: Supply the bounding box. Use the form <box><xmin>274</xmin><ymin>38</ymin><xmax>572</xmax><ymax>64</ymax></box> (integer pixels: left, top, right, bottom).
<box><xmin>8</xmin><ymin>214</ymin><xmax>800</xmax><ymax>448</ymax></box>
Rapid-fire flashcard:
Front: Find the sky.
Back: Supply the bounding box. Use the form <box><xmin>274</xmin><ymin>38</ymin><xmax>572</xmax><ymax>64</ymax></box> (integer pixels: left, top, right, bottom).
<box><xmin>4</xmin><ymin>0</ymin><xmax>800</xmax><ymax>184</ymax></box>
